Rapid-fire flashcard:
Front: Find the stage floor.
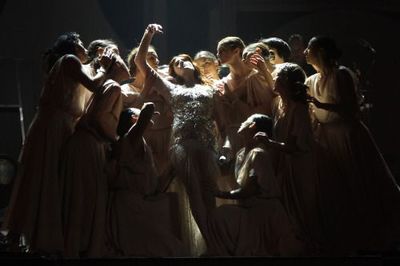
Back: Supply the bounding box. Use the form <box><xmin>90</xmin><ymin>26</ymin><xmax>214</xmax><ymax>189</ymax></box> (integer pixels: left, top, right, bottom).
<box><xmin>1</xmin><ymin>253</ymin><xmax>400</xmax><ymax>266</ymax></box>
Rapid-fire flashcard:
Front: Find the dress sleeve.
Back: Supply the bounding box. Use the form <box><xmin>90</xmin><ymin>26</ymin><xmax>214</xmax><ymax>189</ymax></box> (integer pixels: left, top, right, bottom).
<box><xmin>143</xmin><ymin>67</ymin><xmax>174</xmax><ymax>102</ymax></box>
<box><xmin>94</xmin><ymin>83</ymin><xmax>123</xmax><ymax>142</ymax></box>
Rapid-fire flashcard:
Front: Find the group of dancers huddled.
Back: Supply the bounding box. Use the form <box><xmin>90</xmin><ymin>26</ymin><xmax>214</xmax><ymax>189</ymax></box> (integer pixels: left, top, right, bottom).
<box><xmin>1</xmin><ymin>23</ymin><xmax>400</xmax><ymax>258</ymax></box>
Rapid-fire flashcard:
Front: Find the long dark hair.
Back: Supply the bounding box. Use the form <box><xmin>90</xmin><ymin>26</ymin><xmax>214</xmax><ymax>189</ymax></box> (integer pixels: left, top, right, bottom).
<box><xmin>278</xmin><ymin>63</ymin><xmax>309</xmax><ymax>103</ymax></box>
<box><xmin>43</xmin><ymin>32</ymin><xmax>81</xmax><ymax>74</ymax></box>
<box><xmin>308</xmin><ymin>36</ymin><xmax>342</xmax><ymax>68</ymax></box>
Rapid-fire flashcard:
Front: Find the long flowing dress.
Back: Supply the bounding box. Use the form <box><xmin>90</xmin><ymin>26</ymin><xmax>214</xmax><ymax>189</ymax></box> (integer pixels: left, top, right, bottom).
<box><xmin>60</xmin><ymin>80</ymin><xmax>122</xmax><ymax>257</ymax></box>
<box><xmin>146</xmin><ymin>69</ymin><xmax>221</xmax><ymax>256</ymax></box>
<box><xmin>106</xmin><ymin>130</ymin><xmax>186</xmax><ymax>256</ymax></box>
<box><xmin>208</xmin><ymin>147</ymin><xmax>305</xmax><ymax>256</ymax></box>
<box><xmin>306</xmin><ymin>66</ymin><xmax>400</xmax><ymax>254</ymax></box>
<box><xmin>216</xmin><ymin>69</ymin><xmax>275</xmax><ymax>155</ymax></box>
<box><xmin>272</xmin><ymin>98</ymin><xmax>325</xmax><ymax>254</ymax></box>
<box><xmin>121</xmin><ymin>82</ymin><xmax>173</xmax><ymax>178</ymax></box>
<box><xmin>2</xmin><ymin>55</ymin><xmax>92</xmax><ymax>254</ymax></box>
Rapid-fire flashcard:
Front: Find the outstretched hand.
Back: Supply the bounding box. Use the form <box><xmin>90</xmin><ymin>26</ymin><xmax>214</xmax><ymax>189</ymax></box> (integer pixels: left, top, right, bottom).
<box><xmin>247</xmin><ymin>53</ymin><xmax>267</xmax><ymax>71</ymax></box>
<box><xmin>146</xmin><ymin>23</ymin><xmax>163</xmax><ymax>35</ymax></box>
<box><xmin>306</xmin><ymin>94</ymin><xmax>322</xmax><ymax>108</ymax></box>
<box><xmin>139</xmin><ymin>102</ymin><xmax>155</xmax><ymax>123</ymax></box>
<box><xmin>99</xmin><ymin>47</ymin><xmax>117</xmax><ymax>72</ymax></box>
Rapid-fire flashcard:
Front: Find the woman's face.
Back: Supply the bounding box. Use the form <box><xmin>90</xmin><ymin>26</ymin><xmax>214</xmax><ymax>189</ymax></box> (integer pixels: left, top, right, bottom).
<box><xmin>75</xmin><ymin>40</ymin><xmax>89</xmax><ymax>63</ymax></box>
<box><xmin>217</xmin><ymin>45</ymin><xmax>236</xmax><ymax>65</ymax></box>
<box><xmin>194</xmin><ymin>57</ymin><xmax>219</xmax><ymax>77</ymax></box>
<box><xmin>172</xmin><ymin>57</ymin><xmax>195</xmax><ymax>77</ymax></box>
<box><xmin>304</xmin><ymin>42</ymin><xmax>319</xmax><ymax>66</ymax></box>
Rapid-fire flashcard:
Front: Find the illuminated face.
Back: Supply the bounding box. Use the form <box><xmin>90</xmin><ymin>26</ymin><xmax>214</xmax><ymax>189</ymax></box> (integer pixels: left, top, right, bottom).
<box><xmin>268</xmin><ymin>48</ymin><xmax>284</xmax><ymax>65</ymax></box>
<box><xmin>194</xmin><ymin>57</ymin><xmax>218</xmax><ymax>76</ymax></box>
<box><xmin>304</xmin><ymin>42</ymin><xmax>318</xmax><ymax>66</ymax></box>
<box><xmin>75</xmin><ymin>40</ymin><xmax>88</xmax><ymax>63</ymax></box>
<box><xmin>172</xmin><ymin>57</ymin><xmax>195</xmax><ymax>77</ymax></box>
<box><xmin>217</xmin><ymin>45</ymin><xmax>235</xmax><ymax>65</ymax></box>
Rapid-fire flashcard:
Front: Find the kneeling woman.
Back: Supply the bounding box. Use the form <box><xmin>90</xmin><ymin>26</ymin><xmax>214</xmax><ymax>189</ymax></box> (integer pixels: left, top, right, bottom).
<box><xmin>106</xmin><ymin>103</ymin><xmax>186</xmax><ymax>257</ymax></box>
<box><xmin>207</xmin><ymin>114</ymin><xmax>304</xmax><ymax>256</ymax></box>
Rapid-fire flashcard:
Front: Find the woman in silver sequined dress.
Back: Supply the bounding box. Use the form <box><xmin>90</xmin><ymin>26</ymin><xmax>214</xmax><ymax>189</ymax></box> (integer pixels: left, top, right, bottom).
<box><xmin>135</xmin><ymin>24</ymin><xmax>222</xmax><ymax>256</ymax></box>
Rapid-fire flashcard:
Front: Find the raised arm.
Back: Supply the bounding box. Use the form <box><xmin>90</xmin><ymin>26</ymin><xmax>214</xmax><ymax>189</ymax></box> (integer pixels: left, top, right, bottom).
<box><xmin>134</xmin><ymin>24</ymin><xmax>173</xmax><ymax>101</ymax></box>
<box><xmin>64</xmin><ymin>47</ymin><xmax>115</xmax><ymax>92</ymax></box>
<box><xmin>248</xmin><ymin>53</ymin><xmax>274</xmax><ymax>89</ymax></box>
<box><xmin>134</xmin><ymin>24</ymin><xmax>162</xmax><ymax>78</ymax></box>
<box><xmin>127</xmin><ymin>102</ymin><xmax>155</xmax><ymax>143</ymax></box>
<box><xmin>94</xmin><ymin>83</ymin><xmax>123</xmax><ymax>142</ymax></box>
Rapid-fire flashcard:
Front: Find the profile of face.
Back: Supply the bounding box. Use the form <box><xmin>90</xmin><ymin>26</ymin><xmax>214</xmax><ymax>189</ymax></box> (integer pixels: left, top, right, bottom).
<box><xmin>268</xmin><ymin>47</ymin><xmax>284</xmax><ymax>65</ymax></box>
<box><xmin>217</xmin><ymin>45</ymin><xmax>237</xmax><ymax>65</ymax></box>
<box><xmin>172</xmin><ymin>56</ymin><xmax>195</xmax><ymax>77</ymax></box>
<box><xmin>75</xmin><ymin>40</ymin><xmax>89</xmax><ymax>63</ymax></box>
<box><xmin>304</xmin><ymin>41</ymin><xmax>320</xmax><ymax>66</ymax></box>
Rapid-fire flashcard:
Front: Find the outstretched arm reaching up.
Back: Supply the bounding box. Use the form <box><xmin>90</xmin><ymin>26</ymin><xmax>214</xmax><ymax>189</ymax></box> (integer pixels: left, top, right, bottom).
<box><xmin>134</xmin><ymin>24</ymin><xmax>172</xmax><ymax>100</ymax></box>
<box><xmin>134</xmin><ymin>24</ymin><xmax>163</xmax><ymax>77</ymax></box>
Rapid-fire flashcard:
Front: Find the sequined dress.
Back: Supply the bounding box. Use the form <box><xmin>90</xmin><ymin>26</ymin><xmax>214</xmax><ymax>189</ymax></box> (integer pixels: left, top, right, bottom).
<box><xmin>168</xmin><ymin>84</ymin><xmax>220</xmax><ymax>256</ymax></box>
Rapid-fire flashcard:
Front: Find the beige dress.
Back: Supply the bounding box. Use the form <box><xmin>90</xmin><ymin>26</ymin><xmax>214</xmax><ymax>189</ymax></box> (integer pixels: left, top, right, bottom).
<box><xmin>61</xmin><ymin>80</ymin><xmax>122</xmax><ymax>258</ymax></box>
<box><xmin>272</xmin><ymin>98</ymin><xmax>325</xmax><ymax>254</ymax></box>
<box><xmin>121</xmin><ymin>80</ymin><xmax>173</xmax><ymax>178</ymax></box>
<box><xmin>306</xmin><ymin>66</ymin><xmax>400</xmax><ymax>254</ymax></box>
<box><xmin>2</xmin><ymin>55</ymin><xmax>91</xmax><ymax>254</ymax></box>
<box><xmin>216</xmin><ymin>69</ymin><xmax>276</xmax><ymax>155</ymax></box>
<box><xmin>107</xmin><ymin>131</ymin><xmax>186</xmax><ymax>256</ymax></box>
<box><xmin>145</xmin><ymin>68</ymin><xmax>221</xmax><ymax>256</ymax></box>
<box><xmin>208</xmin><ymin>147</ymin><xmax>304</xmax><ymax>256</ymax></box>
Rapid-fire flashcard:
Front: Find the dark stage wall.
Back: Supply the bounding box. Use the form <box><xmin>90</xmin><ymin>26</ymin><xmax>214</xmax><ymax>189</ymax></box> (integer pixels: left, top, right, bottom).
<box><xmin>0</xmin><ymin>0</ymin><xmax>399</xmax><ymax>177</ymax></box>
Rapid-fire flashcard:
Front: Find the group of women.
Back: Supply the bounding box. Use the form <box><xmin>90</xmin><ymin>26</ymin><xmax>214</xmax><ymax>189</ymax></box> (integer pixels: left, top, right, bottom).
<box><xmin>1</xmin><ymin>23</ymin><xmax>400</xmax><ymax>258</ymax></box>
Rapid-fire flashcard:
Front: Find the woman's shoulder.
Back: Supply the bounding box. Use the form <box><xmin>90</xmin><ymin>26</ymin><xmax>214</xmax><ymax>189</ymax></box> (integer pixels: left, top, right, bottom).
<box><xmin>59</xmin><ymin>54</ymin><xmax>81</xmax><ymax>67</ymax></box>
<box><xmin>306</xmin><ymin>72</ymin><xmax>319</xmax><ymax>81</ymax></box>
<box><xmin>103</xmin><ymin>79</ymin><xmax>122</xmax><ymax>94</ymax></box>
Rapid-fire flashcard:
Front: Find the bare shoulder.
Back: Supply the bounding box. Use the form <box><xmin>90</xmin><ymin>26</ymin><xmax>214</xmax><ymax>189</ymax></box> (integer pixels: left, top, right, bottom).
<box><xmin>103</xmin><ymin>80</ymin><xmax>122</xmax><ymax>95</ymax></box>
<box><xmin>61</xmin><ymin>54</ymin><xmax>81</xmax><ymax>67</ymax></box>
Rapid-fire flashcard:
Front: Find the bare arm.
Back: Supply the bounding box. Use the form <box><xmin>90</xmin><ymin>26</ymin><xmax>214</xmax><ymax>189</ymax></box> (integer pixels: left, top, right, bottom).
<box><xmin>127</xmin><ymin>102</ymin><xmax>155</xmax><ymax>143</ymax></box>
<box><xmin>134</xmin><ymin>24</ymin><xmax>163</xmax><ymax>77</ymax></box>
<box><xmin>95</xmin><ymin>84</ymin><xmax>123</xmax><ymax>142</ymax></box>
<box><xmin>248</xmin><ymin>53</ymin><xmax>274</xmax><ymax>89</ymax></box>
<box><xmin>134</xmin><ymin>24</ymin><xmax>173</xmax><ymax>101</ymax></box>
<box><xmin>63</xmin><ymin>49</ymin><xmax>115</xmax><ymax>92</ymax></box>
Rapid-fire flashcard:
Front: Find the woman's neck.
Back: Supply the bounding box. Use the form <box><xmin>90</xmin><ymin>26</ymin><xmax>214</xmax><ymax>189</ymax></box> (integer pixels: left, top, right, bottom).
<box><xmin>181</xmin><ymin>72</ymin><xmax>197</xmax><ymax>87</ymax></box>
<box><xmin>229</xmin><ymin>58</ymin><xmax>251</xmax><ymax>78</ymax></box>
